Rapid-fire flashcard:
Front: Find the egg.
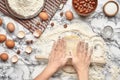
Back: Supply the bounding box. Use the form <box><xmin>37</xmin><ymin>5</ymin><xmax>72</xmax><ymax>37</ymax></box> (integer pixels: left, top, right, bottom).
<box><xmin>0</xmin><ymin>34</ymin><xmax>7</xmax><ymax>43</ymax></box>
<box><xmin>65</xmin><ymin>11</ymin><xmax>74</xmax><ymax>20</ymax></box>
<box><xmin>5</xmin><ymin>39</ymin><xmax>15</xmax><ymax>49</ymax></box>
<box><xmin>0</xmin><ymin>53</ymin><xmax>9</xmax><ymax>61</ymax></box>
<box><xmin>39</xmin><ymin>12</ymin><xmax>49</xmax><ymax>21</ymax></box>
<box><xmin>7</xmin><ymin>22</ymin><xmax>15</xmax><ymax>33</ymax></box>
<box><xmin>0</xmin><ymin>18</ymin><xmax>3</xmax><ymax>26</ymax></box>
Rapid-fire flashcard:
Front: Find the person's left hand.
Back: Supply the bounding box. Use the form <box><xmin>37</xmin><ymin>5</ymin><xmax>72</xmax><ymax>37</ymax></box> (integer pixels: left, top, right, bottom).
<box><xmin>47</xmin><ymin>38</ymin><xmax>68</xmax><ymax>72</ymax></box>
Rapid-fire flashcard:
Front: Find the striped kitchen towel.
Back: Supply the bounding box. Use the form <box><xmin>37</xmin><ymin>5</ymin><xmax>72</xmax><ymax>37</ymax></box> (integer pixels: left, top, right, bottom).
<box><xmin>0</xmin><ymin>0</ymin><xmax>67</xmax><ymax>33</ymax></box>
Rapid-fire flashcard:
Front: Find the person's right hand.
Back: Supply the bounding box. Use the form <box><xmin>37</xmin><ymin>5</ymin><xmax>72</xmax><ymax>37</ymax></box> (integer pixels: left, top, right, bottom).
<box><xmin>71</xmin><ymin>41</ymin><xmax>93</xmax><ymax>80</ymax></box>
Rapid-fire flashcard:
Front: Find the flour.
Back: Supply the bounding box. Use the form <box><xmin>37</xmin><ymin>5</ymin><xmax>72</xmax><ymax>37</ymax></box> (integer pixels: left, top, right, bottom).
<box><xmin>7</xmin><ymin>0</ymin><xmax>44</xmax><ymax>18</ymax></box>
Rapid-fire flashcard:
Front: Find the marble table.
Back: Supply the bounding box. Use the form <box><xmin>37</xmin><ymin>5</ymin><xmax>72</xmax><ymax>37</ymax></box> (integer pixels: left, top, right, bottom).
<box><xmin>0</xmin><ymin>0</ymin><xmax>120</xmax><ymax>80</ymax></box>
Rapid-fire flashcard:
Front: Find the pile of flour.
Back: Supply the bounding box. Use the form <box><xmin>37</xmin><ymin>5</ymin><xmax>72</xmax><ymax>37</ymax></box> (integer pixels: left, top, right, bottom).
<box><xmin>7</xmin><ymin>0</ymin><xmax>44</xmax><ymax>18</ymax></box>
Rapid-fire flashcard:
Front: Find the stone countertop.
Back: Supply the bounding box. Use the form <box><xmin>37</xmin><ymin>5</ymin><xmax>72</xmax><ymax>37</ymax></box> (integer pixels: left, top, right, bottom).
<box><xmin>0</xmin><ymin>0</ymin><xmax>120</xmax><ymax>80</ymax></box>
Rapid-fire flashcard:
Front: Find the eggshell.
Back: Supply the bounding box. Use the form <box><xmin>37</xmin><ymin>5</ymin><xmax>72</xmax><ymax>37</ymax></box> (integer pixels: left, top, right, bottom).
<box><xmin>17</xmin><ymin>31</ymin><xmax>25</xmax><ymax>39</ymax></box>
<box><xmin>7</xmin><ymin>22</ymin><xmax>15</xmax><ymax>33</ymax></box>
<box><xmin>11</xmin><ymin>55</ymin><xmax>18</xmax><ymax>63</ymax></box>
<box><xmin>25</xmin><ymin>46</ymin><xmax>32</xmax><ymax>54</ymax></box>
<box><xmin>0</xmin><ymin>53</ymin><xmax>9</xmax><ymax>61</ymax></box>
<box><xmin>65</xmin><ymin>11</ymin><xmax>74</xmax><ymax>20</ymax></box>
<box><xmin>0</xmin><ymin>34</ymin><xmax>7</xmax><ymax>43</ymax></box>
<box><xmin>5</xmin><ymin>39</ymin><xmax>15</xmax><ymax>49</ymax></box>
<box><xmin>33</xmin><ymin>30</ymin><xmax>42</xmax><ymax>38</ymax></box>
<box><xmin>39</xmin><ymin>12</ymin><xmax>49</xmax><ymax>21</ymax></box>
<box><xmin>0</xmin><ymin>18</ymin><xmax>3</xmax><ymax>26</ymax></box>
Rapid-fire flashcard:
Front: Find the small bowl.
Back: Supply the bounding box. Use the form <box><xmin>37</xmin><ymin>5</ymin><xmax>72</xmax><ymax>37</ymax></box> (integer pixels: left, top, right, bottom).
<box><xmin>72</xmin><ymin>0</ymin><xmax>98</xmax><ymax>16</ymax></box>
<box><xmin>101</xmin><ymin>26</ymin><xmax>114</xmax><ymax>39</ymax></box>
<box><xmin>103</xmin><ymin>1</ymin><xmax>119</xmax><ymax>17</ymax></box>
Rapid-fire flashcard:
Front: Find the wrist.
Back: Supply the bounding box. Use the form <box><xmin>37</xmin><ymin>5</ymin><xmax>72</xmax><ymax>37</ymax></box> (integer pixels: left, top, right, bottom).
<box><xmin>47</xmin><ymin>63</ymin><xmax>60</xmax><ymax>73</ymax></box>
<box><xmin>77</xmin><ymin>68</ymin><xmax>89</xmax><ymax>80</ymax></box>
<box><xmin>34</xmin><ymin>65</ymin><xmax>58</xmax><ymax>80</ymax></box>
<box><xmin>73</xmin><ymin>64</ymin><xmax>89</xmax><ymax>72</ymax></box>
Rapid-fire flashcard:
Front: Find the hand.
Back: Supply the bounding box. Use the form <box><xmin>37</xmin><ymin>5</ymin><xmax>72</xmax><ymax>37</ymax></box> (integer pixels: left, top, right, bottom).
<box><xmin>71</xmin><ymin>41</ymin><xmax>92</xmax><ymax>80</ymax></box>
<box><xmin>34</xmin><ymin>38</ymin><xmax>68</xmax><ymax>80</ymax></box>
<box><xmin>48</xmin><ymin>38</ymin><xmax>68</xmax><ymax>71</ymax></box>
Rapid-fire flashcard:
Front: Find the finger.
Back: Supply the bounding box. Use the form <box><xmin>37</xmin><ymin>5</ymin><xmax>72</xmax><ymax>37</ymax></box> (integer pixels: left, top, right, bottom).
<box><xmin>60</xmin><ymin>38</ymin><xmax>67</xmax><ymax>58</ymax></box>
<box><xmin>62</xmin><ymin>56</ymin><xmax>70</xmax><ymax>66</ymax></box>
<box><xmin>70</xmin><ymin>51</ymin><xmax>76</xmax><ymax>60</ymax></box>
<box><xmin>56</xmin><ymin>39</ymin><xmax>61</xmax><ymax>48</ymax></box>
<box><xmin>80</xmin><ymin>41</ymin><xmax>84</xmax><ymax>52</ymax></box>
<box><xmin>84</xmin><ymin>43</ymin><xmax>88</xmax><ymax>55</ymax></box>
<box><xmin>59</xmin><ymin>38</ymin><xmax>64</xmax><ymax>51</ymax></box>
<box><xmin>53</xmin><ymin>41</ymin><xmax>57</xmax><ymax>50</ymax></box>
<box><xmin>86</xmin><ymin>48</ymin><xmax>93</xmax><ymax>61</ymax></box>
<box><xmin>56</xmin><ymin>39</ymin><xmax>66</xmax><ymax>58</ymax></box>
<box><xmin>50</xmin><ymin>41</ymin><xmax>57</xmax><ymax>54</ymax></box>
<box><xmin>62</xmin><ymin>39</ymin><xmax>66</xmax><ymax>54</ymax></box>
<box><xmin>77</xmin><ymin>41</ymin><xmax>81</xmax><ymax>53</ymax></box>
<box><xmin>49</xmin><ymin>41</ymin><xmax>57</xmax><ymax>61</ymax></box>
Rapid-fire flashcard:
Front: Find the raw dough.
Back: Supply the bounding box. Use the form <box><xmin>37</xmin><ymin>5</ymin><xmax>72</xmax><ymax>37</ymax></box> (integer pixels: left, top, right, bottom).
<box><xmin>34</xmin><ymin>22</ymin><xmax>106</xmax><ymax>79</ymax></box>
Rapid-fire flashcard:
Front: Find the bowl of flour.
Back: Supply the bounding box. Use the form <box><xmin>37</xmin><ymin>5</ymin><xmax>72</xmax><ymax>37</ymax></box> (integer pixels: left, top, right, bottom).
<box><xmin>5</xmin><ymin>0</ymin><xmax>45</xmax><ymax>19</ymax></box>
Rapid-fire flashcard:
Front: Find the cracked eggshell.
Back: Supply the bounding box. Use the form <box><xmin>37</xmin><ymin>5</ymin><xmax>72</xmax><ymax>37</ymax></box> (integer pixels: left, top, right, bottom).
<box><xmin>11</xmin><ymin>55</ymin><xmax>18</xmax><ymax>63</ymax></box>
<box><xmin>25</xmin><ymin>46</ymin><xmax>32</xmax><ymax>54</ymax></box>
<box><xmin>33</xmin><ymin>30</ymin><xmax>42</xmax><ymax>38</ymax></box>
<box><xmin>17</xmin><ymin>31</ymin><xmax>25</xmax><ymax>39</ymax></box>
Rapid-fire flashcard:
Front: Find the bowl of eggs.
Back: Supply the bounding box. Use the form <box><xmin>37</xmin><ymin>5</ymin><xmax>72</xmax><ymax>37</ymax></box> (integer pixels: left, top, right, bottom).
<box><xmin>72</xmin><ymin>0</ymin><xmax>98</xmax><ymax>16</ymax></box>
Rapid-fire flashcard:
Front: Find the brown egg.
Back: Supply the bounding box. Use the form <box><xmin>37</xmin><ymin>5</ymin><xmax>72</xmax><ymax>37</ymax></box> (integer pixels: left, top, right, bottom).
<box><xmin>0</xmin><ymin>53</ymin><xmax>9</xmax><ymax>61</ymax></box>
<box><xmin>5</xmin><ymin>40</ymin><xmax>15</xmax><ymax>49</ymax></box>
<box><xmin>39</xmin><ymin>12</ymin><xmax>49</xmax><ymax>21</ymax></box>
<box><xmin>65</xmin><ymin>11</ymin><xmax>74</xmax><ymax>20</ymax></box>
<box><xmin>0</xmin><ymin>18</ymin><xmax>2</xmax><ymax>26</ymax></box>
<box><xmin>0</xmin><ymin>34</ymin><xmax>7</xmax><ymax>43</ymax></box>
<box><xmin>7</xmin><ymin>22</ymin><xmax>15</xmax><ymax>33</ymax></box>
